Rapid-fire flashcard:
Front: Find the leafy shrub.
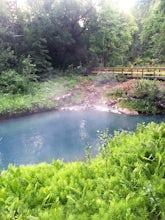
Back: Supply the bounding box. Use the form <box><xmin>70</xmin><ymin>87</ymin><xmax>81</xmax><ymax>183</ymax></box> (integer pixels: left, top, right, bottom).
<box><xmin>65</xmin><ymin>65</ymin><xmax>87</xmax><ymax>76</ymax></box>
<box><xmin>133</xmin><ymin>79</ymin><xmax>159</xmax><ymax>101</ymax></box>
<box><xmin>116</xmin><ymin>74</ymin><xmax>127</xmax><ymax>82</ymax></box>
<box><xmin>0</xmin><ymin>69</ymin><xmax>37</xmax><ymax>94</ymax></box>
<box><xmin>95</xmin><ymin>73</ymin><xmax>127</xmax><ymax>86</ymax></box>
<box><xmin>0</xmin><ymin>122</ymin><xmax>165</xmax><ymax>219</ymax></box>
<box><xmin>0</xmin><ymin>46</ymin><xmax>16</xmax><ymax>72</ymax></box>
<box><xmin>20</xmin><ymin>55</ymin><xmax>36</xmax><ymax>76</ymax></box>
<box><xmin>95</xmin><ymin>73</ymin><xmax>117</xmax><ymax>86</ymax></box>
<box><xmin>119</xmin><ymin>99</ymin><xmax>158</xmax><ymax>113</ymax></box>
<box><xmin>157</xmin><ymin>86</ymin><xmax>165</xmax><ymax>103</ymax></box>
<box><xmin>119</xmin><ymin>80</ymin><xmax>165</xmax><ymax>114</ymax></box>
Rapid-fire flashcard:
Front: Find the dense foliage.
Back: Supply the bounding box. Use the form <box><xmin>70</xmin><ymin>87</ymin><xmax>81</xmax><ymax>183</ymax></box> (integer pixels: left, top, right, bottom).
<box><xmin>108</xmin><ymin>79</ymin><xmax>165</xmax><ymax>114</ymax></box>
<box><xmin>0</xmin><ymin>122</ymin><xmax>165</xmax><ymax>219</ymax></box>
<box><xmin>0</xmin><ymin>0</ymin><xmax>164</xmax><ymax>80</ymax></box>
<box><xmin>133</xmin><ymin>0</ymin><xmax>165</xmax><ymax>65</ymax></box>
<box><xmin>128</xmin><ymin>80</ymin><xmax>165</xmax><ymax>114</ymax></box>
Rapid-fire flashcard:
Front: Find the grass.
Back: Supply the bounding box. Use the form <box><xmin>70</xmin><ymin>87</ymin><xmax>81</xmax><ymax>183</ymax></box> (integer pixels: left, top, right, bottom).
<box><xmin>0</xmin><ymin>74</ymin><xmax>88</xmax><ymax>116</ymax></box>
<box><xmin>105</xmin><ymin>88</ymin><xmax>126</xmax><ymax>98</ymax></box>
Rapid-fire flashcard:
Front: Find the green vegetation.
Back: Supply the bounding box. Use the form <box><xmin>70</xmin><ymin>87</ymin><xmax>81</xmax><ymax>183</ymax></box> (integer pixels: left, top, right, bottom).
<box><xmin>0</xmin><ymin>0</ymin><xmax>164</xmax><ymax>76</ymax></box>
<box><xmin>0</xmin><ymin>122</ymin><xmax>165</xmax><ymax>219</ymax></box>
<box><xmin>0</xmin><ymin>74</ymin><xmax>86</xmax><ymax>117</ymax></box>
<box><xmin>0</xmin><ymin>1</ymin><xmax>164</xmax><ymax>218</ymax></box>
<box><xmin>0</xmin><ymin>0</ymin><xmax>164</xmax><ymax>115</ymax></box>
<box><xmin>108</xmin><ymin>80</ymin><xmax>165</xmax><ymax>114</ymax></box>
<box><xmin>94</xmin><ymin>73</ymin><xmax>127</xmax><ymax>87</ymax></box>
<box><xmin>0</xmin><ymin>70</ymin><xmax>37</xmax><ymax>94</ymax></box>
<box><xmin>94</xmin><ymin>73</ymin><xmax>117</xmax><ymax>86</ymax></box>
<box><xmin>106</xmin><ymin>87</ymin><xmax>126</xmax><ymax>98</ymax></box>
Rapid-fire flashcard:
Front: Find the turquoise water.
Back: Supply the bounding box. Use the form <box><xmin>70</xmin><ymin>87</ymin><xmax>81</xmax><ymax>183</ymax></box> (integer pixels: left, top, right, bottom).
<box><xmin>0</xmin><ymin>110</ymin><xmax>164</xmax><ymax>170</ymax></box>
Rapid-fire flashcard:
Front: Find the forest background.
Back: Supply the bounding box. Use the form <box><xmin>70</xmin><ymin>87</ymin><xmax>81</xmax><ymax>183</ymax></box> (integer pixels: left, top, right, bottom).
<box><xmin>0</xmin><ymin>0</ymin><xmax>165</xmax><ymax>80</ymax></box>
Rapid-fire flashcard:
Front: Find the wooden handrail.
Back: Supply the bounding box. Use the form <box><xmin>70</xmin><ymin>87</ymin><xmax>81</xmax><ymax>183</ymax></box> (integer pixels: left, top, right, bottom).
<box><xmin>91</xmin><ymin>67</ymin><xmax>165</xmax><ymax>79</ymax></box>
<box><xmin>91</xmin><ymin>67</ymin><xmax>165</xmax><ymax>71</ymax></box>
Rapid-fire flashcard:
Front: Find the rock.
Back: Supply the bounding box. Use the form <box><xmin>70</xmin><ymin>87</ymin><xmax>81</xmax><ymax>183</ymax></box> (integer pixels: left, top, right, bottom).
<box><xmin>158</xmin><ymin>101</ymin><xmax>165</xmax><ymax>108</ymax></box>
<box><xmin>117</xmin><ymin>107</ymin><xmax>139</xmax><ymax>115</ymax></box>
<box><xmin>55</xmin><ymin>93</ymin><xmax>71</xmax><ymax>101</ymax></box>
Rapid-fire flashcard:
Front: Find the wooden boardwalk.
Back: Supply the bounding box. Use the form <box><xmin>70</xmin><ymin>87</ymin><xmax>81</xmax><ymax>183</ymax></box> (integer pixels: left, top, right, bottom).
<box><xmin>91</xmin><ymin>67</ymin><xmax>165</xmax><ymax>80</ymax></box>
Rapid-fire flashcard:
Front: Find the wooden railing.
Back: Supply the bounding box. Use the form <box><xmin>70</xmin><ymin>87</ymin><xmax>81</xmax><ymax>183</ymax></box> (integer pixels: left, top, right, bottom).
<box><xmin>91</xmin><ymin>67</ymin><xmax>165</xmax><ymax>79</ymax></box>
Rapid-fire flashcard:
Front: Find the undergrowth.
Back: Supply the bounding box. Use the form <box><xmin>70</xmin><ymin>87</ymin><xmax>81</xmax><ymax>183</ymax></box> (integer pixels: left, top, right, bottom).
<box><xmin>109</xmin><ymin>79</ymin><xmax>165</xmax><ymax>114</ymax></box>
<box><xmin>0</xmin><ymin>74</ymin><xmax>86</xmax><ymax>116</ymax></box>
<box><xmin>0</xmin><ymin>122</ymin><xmax>165</xmax><ymax>219</ymax></box>
<box><xmin>94</xmin><ymin>73</ymin><xmax>126</xmax><ymax>86</ymax></box>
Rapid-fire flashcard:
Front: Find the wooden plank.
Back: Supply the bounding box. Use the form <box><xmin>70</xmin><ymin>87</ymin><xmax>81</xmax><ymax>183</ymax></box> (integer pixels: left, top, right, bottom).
<box><xmin>91</xmin><ymin>67</ymin><xmax>165</xmax><ymax>73</ymax></box>
<box><xmin>91</xmin><ymin>67</ymin><xmax>165</xmax><ymax>80</ymax></box>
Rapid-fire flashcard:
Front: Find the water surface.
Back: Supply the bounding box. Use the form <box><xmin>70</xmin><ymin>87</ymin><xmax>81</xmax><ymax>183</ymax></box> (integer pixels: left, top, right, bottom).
<box><xmin>0</xmin><ymin>110</ymin><xmax>164</xmax><ymax>170</ymax></box>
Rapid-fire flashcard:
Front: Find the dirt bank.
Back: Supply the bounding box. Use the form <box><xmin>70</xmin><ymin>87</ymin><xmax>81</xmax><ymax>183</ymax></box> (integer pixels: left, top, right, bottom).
<box><xmin>55</xmin><ymin>79</ymin><xmax>139</xmax><ymax>115</ymax></box>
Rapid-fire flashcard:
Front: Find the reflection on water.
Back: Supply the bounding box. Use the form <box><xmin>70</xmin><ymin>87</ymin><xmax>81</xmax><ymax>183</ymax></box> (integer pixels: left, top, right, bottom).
<box><xmin>80</xmin><ymin>119</ymin><xmax>89</xmax><ymax>140</ymax></box>
<box><xmin>0</xmin><ymin>110</ymin><xmax>164</xmax><ymax>170</ymax></box>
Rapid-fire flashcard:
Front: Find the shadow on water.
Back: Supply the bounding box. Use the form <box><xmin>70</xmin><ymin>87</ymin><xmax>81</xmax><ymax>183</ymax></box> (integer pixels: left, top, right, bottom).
<box><xmin>0</xmin><ymin>110</ymin><xmax>164</xmax><ymax>170</ymax></box>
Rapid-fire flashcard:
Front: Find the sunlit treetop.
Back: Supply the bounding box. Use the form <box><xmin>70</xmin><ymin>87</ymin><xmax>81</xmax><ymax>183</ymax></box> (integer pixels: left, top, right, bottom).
<box><xmin>16</xmin><ymin>0</ymin><xmax>137</xmax><ymax>12</ymax></box>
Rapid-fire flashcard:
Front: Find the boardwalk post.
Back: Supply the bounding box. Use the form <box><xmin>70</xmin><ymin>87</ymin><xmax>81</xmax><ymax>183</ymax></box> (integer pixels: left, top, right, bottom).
<box><xmin>131</xmin><ymin>68</ymin><xmax>133</xmax><ymax>77</ymax></box>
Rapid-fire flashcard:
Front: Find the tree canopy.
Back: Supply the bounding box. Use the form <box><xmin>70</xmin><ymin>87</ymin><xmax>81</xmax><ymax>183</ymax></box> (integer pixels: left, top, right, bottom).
<box><xmin>0</xmin><ymin>0</ymin><xmax>164</xmax><ymax>77</ymax></box>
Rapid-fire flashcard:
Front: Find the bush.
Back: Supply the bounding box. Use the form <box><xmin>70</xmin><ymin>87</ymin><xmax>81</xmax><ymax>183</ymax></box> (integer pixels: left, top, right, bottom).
<box><xmin>133</xmin><ymin>80</ymin><xmax>159</xmax><ymax>101</ymax></box>
<box><xmin>158</xmin><ymin>86</ymin><xmax>165</xmax><ymax>100</ymax></box>
<box><xmin>116</xmin><ymin>74</ymin><xmax>127</xmax><ymax>82</ymax></box>
<box><xmin>0</xmin><ymin>46</ymin><xmax>16</xmax><ymax>72</ymax></box>
<box><xmin>20</xmin><ymin>55</ymin><xmax>36</xmax><ymax>76</ymax></box>
<box><xmin>95</xmin><ymin>73</ymin><xmax>117</xmax><ymax>86</ymax></box>
<box><xmin>119</xmin><ymin>99</ymin><xmax>158</xmax><ymax>113</ymax></box>
<box><xmin>0</xmin><ymin>122</ymin><xmax>164</xmax><ymax>219</ymax></box>
<box><xmin>124</xmin><ymin>79</ymin><xmax>164</xmax><ymax>114</ymax></box>
<box><xmin>0</xmin><ymin>69</ymin><xmax>37</xmax><ymax>94</ymax></box>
